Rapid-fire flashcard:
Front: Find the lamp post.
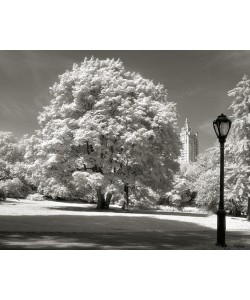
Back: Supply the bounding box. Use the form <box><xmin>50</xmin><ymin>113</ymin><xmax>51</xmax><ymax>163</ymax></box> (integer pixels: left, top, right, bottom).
<box><xmin>213</xmin><ymin>113</ymin><xmax>232</xmax><ymax>247</ymax></box>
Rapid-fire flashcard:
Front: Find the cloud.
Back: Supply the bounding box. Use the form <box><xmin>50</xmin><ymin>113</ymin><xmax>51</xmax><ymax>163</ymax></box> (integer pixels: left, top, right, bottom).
<box><xmin>0</xmin><ymin>51</ymin><xmax>74</xmax><ymax>90</ymax></box>
<box><xmin>0</xmin><ymin>91</ymin><xmax>50</xmax><ymax>120</ymax></box>
<box><xmin>0</xmin><ymin>99</ymin><xmax>37</xmax><ymax>119</ymax></box>
<box><xmin>183</xmin><ymin>86</ymin><xmax>208</xmax><ymax>97</ymax></box>
<box><xmin>198</xmin><ymin>119</ymin><xmax>215</xmax><ymax>136</ymax></box>
<box><xmin>34</xmin><ymin>94</ymin><xmax>51</xmax><ymax>109</ymax></box>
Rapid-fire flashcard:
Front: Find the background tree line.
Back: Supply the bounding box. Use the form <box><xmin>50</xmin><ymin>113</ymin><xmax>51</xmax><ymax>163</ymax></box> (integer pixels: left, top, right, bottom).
<box><xmin>175</xmin><ymin>75</ymin><xmax>250</xmax><ymax>219</ymax></box>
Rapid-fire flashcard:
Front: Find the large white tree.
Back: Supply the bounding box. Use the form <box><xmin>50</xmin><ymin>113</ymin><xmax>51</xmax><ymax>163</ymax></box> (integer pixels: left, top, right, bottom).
<box><xmin>31</xmin><ymin>57</ymin><xmax>181</xmax><ymax>208</ymax></box>
<box><xmin>227</xmin><ymin>75</ymin><xmax>250</xmax><ymax>219</ymax></box>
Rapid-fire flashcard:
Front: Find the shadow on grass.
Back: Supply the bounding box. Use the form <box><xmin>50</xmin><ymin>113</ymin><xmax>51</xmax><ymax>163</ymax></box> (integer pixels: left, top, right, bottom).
<box><xmin>127</xmin><ymin>209</ymin><xmax>209</xmax><ymax>218</ymax></box>
<box><xmin>47</xmin><ymin>205</ymin><xmax>123</xmax><ymax>213</ymax></box>
<box><xmin>0</xmin><ymin>230</ymin><xmax>214</xmax><ymax>250</ymax></box>
<box><xmin>1</xmin><ymin>229</ymin><xmax>250</xmax><ymax>250</ymax></box>
<box><xmin>47</xmin><ymin>205</ymin><xmax>209</xmax><ymax>218</ymax></box>
<box><xmin>0</xmin><ymin>214</ymin><xmax>214</xmax><ymax>250</ymax></box>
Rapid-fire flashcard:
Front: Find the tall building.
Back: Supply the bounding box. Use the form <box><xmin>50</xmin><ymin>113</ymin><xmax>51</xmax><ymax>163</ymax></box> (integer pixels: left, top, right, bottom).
<box><xmin>179</xmin><ymin>118</ymin><xmax>199</xmax><ymax>163</ymax></box>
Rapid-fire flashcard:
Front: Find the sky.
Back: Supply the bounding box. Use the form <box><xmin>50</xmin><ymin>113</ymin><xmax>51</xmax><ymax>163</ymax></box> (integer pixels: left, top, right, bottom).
<box><xmin>0</xmin><ymin>50</ymin><xmax>250</xmax><ymax>152</ymax></box>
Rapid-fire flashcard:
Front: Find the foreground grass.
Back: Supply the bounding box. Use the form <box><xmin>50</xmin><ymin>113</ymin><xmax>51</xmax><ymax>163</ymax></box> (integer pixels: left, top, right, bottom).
<box><xmin>0</xmin><ymin>198</ymin><xmax>250</xmax><ymax>250</ymax></box>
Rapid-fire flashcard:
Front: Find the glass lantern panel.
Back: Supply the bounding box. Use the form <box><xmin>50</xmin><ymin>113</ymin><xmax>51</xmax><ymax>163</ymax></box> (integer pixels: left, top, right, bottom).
<box><xmin>219</xmin><ymin>122</ymin><xmax>230</xmax><ymax>137</ymax></box>
<box><xmin>213</xmin><ymin>123</ymin><xmax>220</xmax><ymax>137</ymax></box>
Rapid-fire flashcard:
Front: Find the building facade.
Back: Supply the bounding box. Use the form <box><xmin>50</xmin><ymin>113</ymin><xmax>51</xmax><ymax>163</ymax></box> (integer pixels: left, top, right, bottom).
<box><xmin>179</xmin><ymin>118</ymin><xmax>199</xmax><ymax>163</ymax></box>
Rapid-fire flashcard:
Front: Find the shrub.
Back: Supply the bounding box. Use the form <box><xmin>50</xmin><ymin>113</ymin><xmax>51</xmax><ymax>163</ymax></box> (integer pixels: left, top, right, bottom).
<box><xmin>0</xmin><ymin>178</ymin><xmax>31</xmax><ymax>199</ymax></box>
<box><xmin>26</xmin><ymin>193</ymin><xmax>44</xmax><ymax>201</ymax></box>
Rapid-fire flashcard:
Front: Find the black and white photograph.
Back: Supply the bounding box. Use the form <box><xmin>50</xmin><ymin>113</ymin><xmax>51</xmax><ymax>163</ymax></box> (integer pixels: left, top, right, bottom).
<box><xmin>0</xmin><ymin>50</ymin><xmax>249</xmax><ymax>250</ymax></box>
<box><xmin>1</xmin><ymin>1</ymin><xmax>250</xmax><ymax>299</ymax></box>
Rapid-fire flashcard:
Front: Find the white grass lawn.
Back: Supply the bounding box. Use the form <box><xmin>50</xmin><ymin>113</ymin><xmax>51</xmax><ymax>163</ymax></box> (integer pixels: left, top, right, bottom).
<box><xmin>0</xmin><ymin>198</ymin><xmax>250</xmax><ymax>233</ymax></box>
<box><xmin>1</xmin><ymin>198</ymin><xmax>250</xmax><ymax>249</ymax></box>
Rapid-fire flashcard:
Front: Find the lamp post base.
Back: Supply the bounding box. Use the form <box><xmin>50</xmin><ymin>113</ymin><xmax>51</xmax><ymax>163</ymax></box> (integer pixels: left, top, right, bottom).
<box><xmin>215</xmin><ymin>243</ymin><xmax>227</xmax><ymax>247</ymax></box>
<box><xmin>216</xmin><ymin>208</ymin><xmax>226</xmax><ymax>247</ymax></box>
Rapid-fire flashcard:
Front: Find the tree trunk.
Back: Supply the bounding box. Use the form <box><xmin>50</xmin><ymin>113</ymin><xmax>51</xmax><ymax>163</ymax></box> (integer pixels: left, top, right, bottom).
<box><xmin>96</xmin><ymin>188</ymin><xmax>112</xmax><ymax>209</ymax></box>
<box><xmin>124</xmin><ymin>184</ymin><xmax>129</xmax><ymax>208</ymax></box>
<box><xmin>105</xmin><ymin>192</ymin><xmax>112</xmax><ymax>209</ymax></box>
<box><xmin>96</xmin><ymin>187</ymin><xmax>106</xmax><ymax>209</ymax></box>
<box><xmin>247</xmin><ymin>196</ymin><xmax>250</xmax><ymax>221</ymax></box>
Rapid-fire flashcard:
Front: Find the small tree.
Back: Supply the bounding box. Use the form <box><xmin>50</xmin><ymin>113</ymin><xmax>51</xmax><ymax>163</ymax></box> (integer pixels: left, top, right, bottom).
<box><xmin>0</xmin><ymin>131</ymin><xmax>31</xmax><ymax>199</ymax></box>
<box><xmin>182</xmin><ymin>147</ymin><xmax>221</xmax><ymax>211</ymax></box>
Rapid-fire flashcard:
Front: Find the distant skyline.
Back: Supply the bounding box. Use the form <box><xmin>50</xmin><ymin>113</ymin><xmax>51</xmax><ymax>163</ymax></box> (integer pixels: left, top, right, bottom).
<box><xmin>0</xmin><ymin>50</ymin><xmax>249</xmax><ymax>152</ymax></box>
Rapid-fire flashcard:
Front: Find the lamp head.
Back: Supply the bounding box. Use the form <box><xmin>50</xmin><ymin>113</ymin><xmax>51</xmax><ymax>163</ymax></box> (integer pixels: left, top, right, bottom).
<box><xmin>213</xmin><ymin>113</ymin><xmax>232</xmax><ymax>142</ymax></box>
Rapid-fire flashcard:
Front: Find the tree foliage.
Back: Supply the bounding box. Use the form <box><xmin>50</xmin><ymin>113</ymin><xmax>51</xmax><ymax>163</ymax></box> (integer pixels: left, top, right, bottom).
<box><xmin>29</xmin><ymin>57</ymin><xmax>181</xmax><ymax>207</ymax></box>
<box><xmin>0</xmin><ymin>132</ymin><xmax>31</xmax><ymax>199</ymax></box>
<box><xmin>180</xmin><ymin>75</ymin><xmax>250</xmax><ymax>215</ymax></box>
<box><xmin>181</xmin><ymin>147</ymin><xmax>220</xmax><ymax>211</ymax></box>
<box><xmin>227</xmin><ymin>75</ymin><xmax>250</xmax><ymax>217</ymax></box>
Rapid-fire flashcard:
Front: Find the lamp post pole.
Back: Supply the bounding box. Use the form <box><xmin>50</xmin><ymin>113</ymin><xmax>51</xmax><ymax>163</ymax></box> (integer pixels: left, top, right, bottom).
<box><xmin>216</xmin><ymin>137</ymin><xmax>226</xmax><ymax>247</ymax></box>
<box><xmin>213</xmin><ymin>113</ymin><xmax>231</xmax><ymax>247</ymax></box>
